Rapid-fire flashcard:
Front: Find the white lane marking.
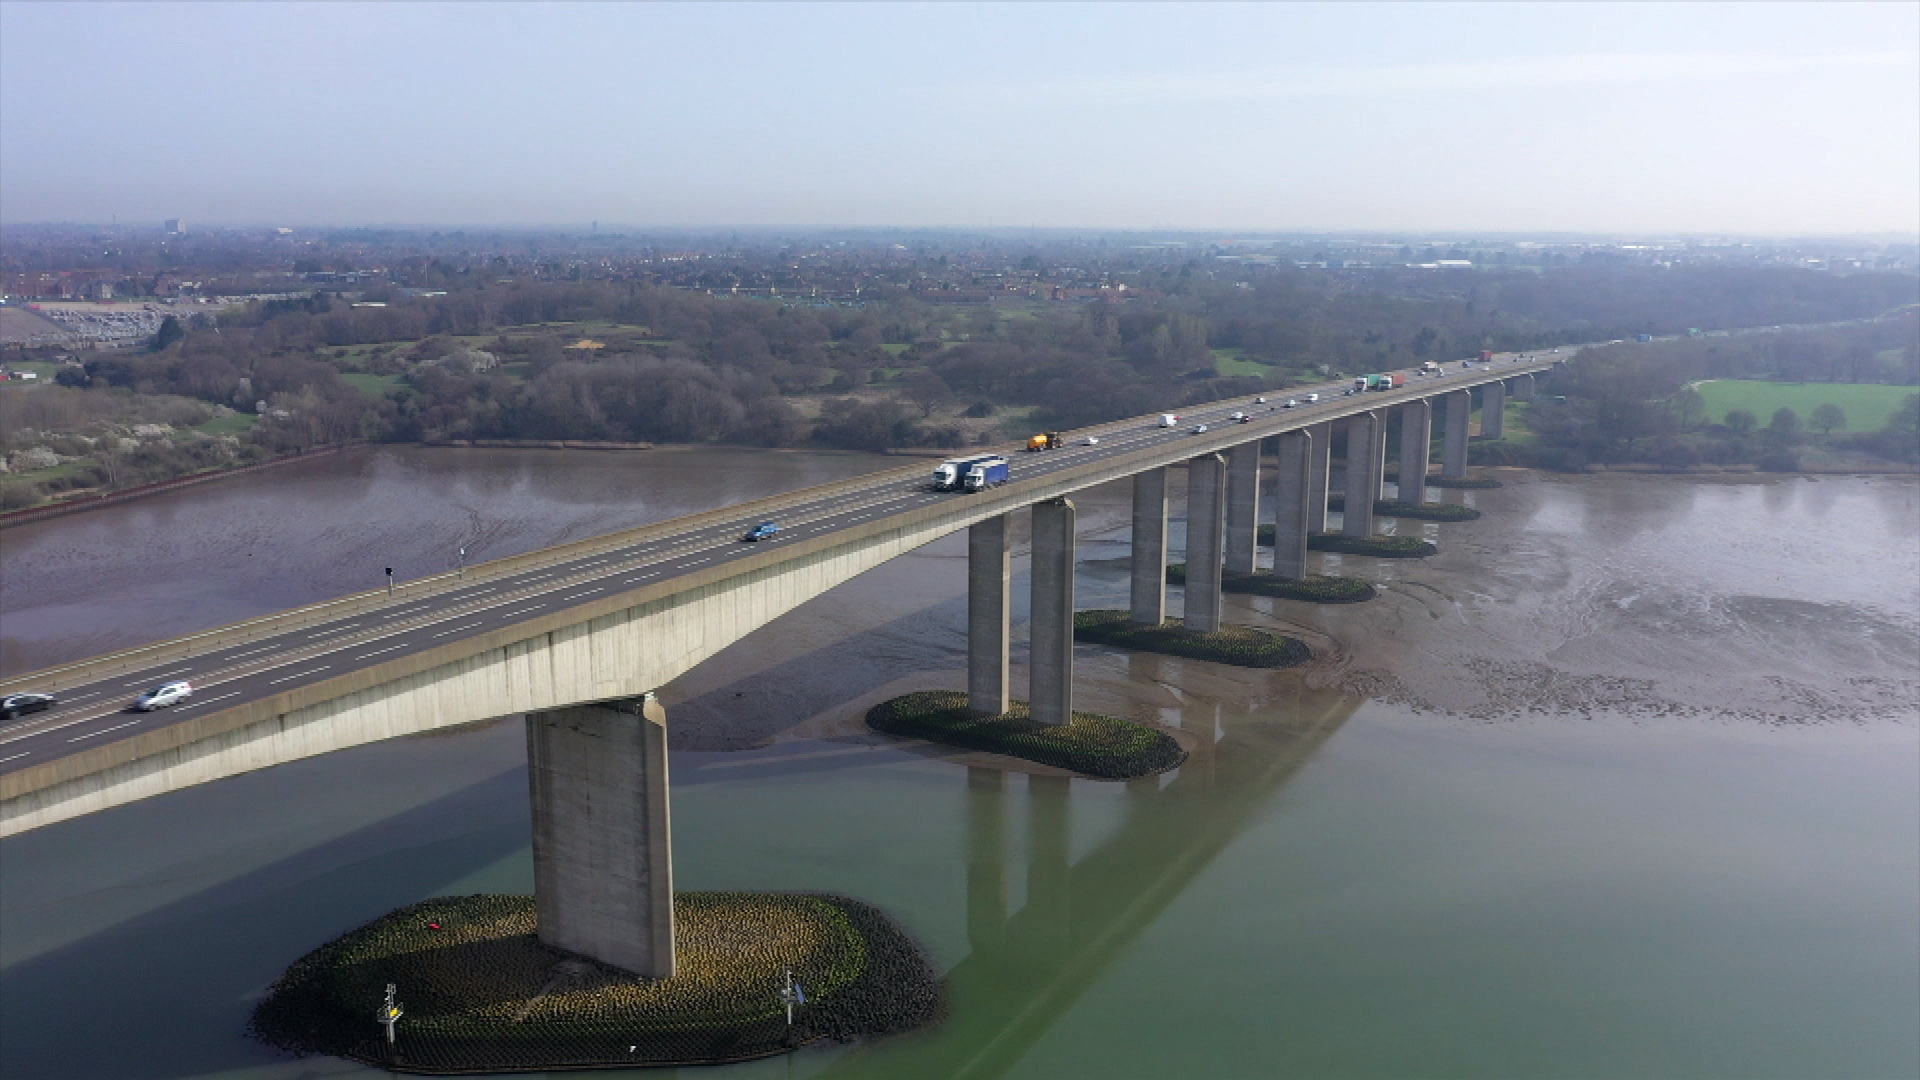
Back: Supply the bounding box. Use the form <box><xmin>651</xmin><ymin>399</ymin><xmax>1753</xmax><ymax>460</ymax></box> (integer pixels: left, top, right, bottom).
<box><xmin>59</xmin><ymin>692</ymin><xmax>100</xmax><ymax>704</ymax></box>
<box><xmin>0</xmin><ymin>751</ymin><xmax>28</xmax><ymax>764</ymax></box>
<box><xmin>554</xmin><ymin>589</ymin><xmax>602</xmax><ymax>603</ymax></box>
<box><xmin>431</xmin><ymin>624</ymin><xmax>484</xmax><ymax>639</ymax></box>
<box><xmin>352</xmin><ymin>643</ymin><xmax>411</xmax><ymax>660</ymax></box>
<box><xmin>69</xmin><ymin>719</ymin><xmax>142</xmax><ymax>742</ymax></box>
<box><xmin>625</xmin><ymin>574</ymin><xmax>657</xmax><ymax>585</ymax></box>
<box><xmin>307</xmin><ymin>624</ymin><xmax>361</xmax><ymax>639</ymax></box>
<box><xmin>222</xmin><ymin>645</ymin><xmax>279</xmax><ymax>661</ymax></box>
<box><xmin>492</xmin><ymin>606</ymin><xmax>544</xmax><ymax>619</ymax></box>
<box><xmin>173</xmin><ymin>691</ymin><xmax>239</xmax><ymax>712</ymax></box>
<box><xmin>268</xmin><ymin>666</ymin><xmax>330</xmax><ymax>685</ymax></box>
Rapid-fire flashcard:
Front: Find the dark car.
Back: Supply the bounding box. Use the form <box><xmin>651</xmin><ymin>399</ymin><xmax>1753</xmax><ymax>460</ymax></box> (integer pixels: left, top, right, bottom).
<box><xmin>742</xmin><ymin>522</ymin><xmax>780</xmax><ymax>542</ymax></box>
<box><xmin>0</xmin><ymin>692</ymin><xmax>58</xmax><ymax>721</ymax></box>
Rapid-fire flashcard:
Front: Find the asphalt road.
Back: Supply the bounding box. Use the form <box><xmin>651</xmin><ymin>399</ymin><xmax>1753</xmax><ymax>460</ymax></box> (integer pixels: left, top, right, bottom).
<box><xmin>0</xmin><ymin>351</ymin><xmax>1567</xmax><ymax>775</ymax></box>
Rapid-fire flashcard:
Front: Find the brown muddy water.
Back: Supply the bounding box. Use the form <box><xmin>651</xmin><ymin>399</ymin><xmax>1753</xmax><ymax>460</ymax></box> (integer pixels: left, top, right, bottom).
<box><xmin>1</xmin><ymin>446</ymin><xmax>1916</xmax><ymax>1080</ymax></box>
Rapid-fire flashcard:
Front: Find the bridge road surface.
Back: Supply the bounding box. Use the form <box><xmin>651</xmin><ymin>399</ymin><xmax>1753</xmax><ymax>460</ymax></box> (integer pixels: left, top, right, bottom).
<box><xmin>0</xmin><ymin>351</ymin><xmax>1566</xmax><ymax>778</ymax></box>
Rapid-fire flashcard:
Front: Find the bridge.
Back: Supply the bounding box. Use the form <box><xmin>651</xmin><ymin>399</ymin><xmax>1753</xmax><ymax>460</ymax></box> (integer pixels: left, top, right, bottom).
<box><xmin>0</xmin><ymin>349</ymin><xmax>1567</xmax><ymax>976</ymax></box>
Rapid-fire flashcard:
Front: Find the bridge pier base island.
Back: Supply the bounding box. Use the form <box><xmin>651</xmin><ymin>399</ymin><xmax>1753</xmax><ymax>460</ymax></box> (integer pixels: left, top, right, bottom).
<box><xmin>1399</xmin><ymin>399</ymin><xmax>1433</xmax><ymax>504</ymax></box>
<box><xmin>1443</xmin><ymin>391</ymin><xmax>1472</xmax><ymax>479</ymax></box>
<box><xmin>1128</xmin><ymin>467</ymin><xmax>1170</xmax><ymax>626</ymax></box>
<box><xmin>1183</xmin><ymin>454</ymin><xmax>1228</xmax><ymax>634</ymax></box>
<box><xmin>527</xmin><ymin>694</ymin><xmax>675</xmax><ymax>977</ymax></box>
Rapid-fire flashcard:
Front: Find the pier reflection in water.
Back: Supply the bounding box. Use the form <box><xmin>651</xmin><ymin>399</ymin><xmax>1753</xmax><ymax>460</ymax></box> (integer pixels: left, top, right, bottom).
<box><xmin>818</xmin><ymin>686</ymin><xmax>1359</xmax><ymax>1080</ymax></box>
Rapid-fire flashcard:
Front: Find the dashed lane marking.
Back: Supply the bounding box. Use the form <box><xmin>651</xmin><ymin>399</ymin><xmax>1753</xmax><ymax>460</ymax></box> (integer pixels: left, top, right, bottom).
<box><xmin>268</xmin><ymin>666</ymin><xmax>331</xmax><ymax>685</ymax></box>
<box><xmin>69</xmin><ymin>719</ymin><xmax>142</xmax><ymax>743</ymax></box>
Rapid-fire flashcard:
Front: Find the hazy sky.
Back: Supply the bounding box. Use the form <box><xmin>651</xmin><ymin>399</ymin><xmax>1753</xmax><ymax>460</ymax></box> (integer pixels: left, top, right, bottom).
<box><xmin>2</xmin><ymin>2</ymin><xmax>1915</xmax><ymax>233</ymax></box>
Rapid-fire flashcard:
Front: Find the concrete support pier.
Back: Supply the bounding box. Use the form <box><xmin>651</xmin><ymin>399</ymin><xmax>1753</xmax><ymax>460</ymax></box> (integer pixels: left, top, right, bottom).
<box><xmin>1184</xmin><ymin>454</ymin><xmax>1227</xmax><ymax>633</ymax></box>
<box><xmin>1271</xmin><ymin>430</ymin><xmax>1313</xmax><ymax>580</ymax></box>
<box><xmin>1030</xmin><ymin>498</ymin><xmax>1076</xmax><ymax>726</ymax></box>
<box><xmin>1223</xmin><ymin>441</ymin><xmax>1260</xmax><ymax>576</ymax></box>
<box><xmin>527</xmin><ymin>695</ymin><xmax>674</xmax><ymax>977</ymax></box>
<box><xmin>1513</xmin><ymin>373</ymin><xmax>1536</xmax><ymax>402</ymax></box>
<box><xmin>1442</xmin><ymin>391</ymin><xmax>1471</xmax><ymax>479</ymax></box>
<box><xmin>1129</xmin><ymin>468</ymin><xmax>1168</xmax><ymax>626</ymax></box>
<box><xmin>1370</xmin><ymin>407</ymin><xmax>1390</xmax><ymax>501</ymax></box>
<box><xmin>1482</xmin><ymin>380</ymin><xmax>1506</xmax><ymax>439</ymax></box>
<box><xmin>1342</xmin><ymin>413</ymin><xmax>1379</xmax><ymax>538</ymax></box>
<box><xmin>1306</xmin><ymin>422</ymin><xmax>1332</xmax><ymax>533</ymax></box>
<box><xmin>1398</xmin><ymin>399</ymin><xmax>1432</xmax><ymax>504</ymax></box>
<box><xmin>968</xmin><ymin>514</ymin><xmax>1012</xmax><ymax>716</ymax></box>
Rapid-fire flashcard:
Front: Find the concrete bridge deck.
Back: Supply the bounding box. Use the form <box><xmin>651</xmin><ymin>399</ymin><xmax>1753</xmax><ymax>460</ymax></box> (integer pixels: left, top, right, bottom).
<box><xmin>0</xmin><ymin>350</ymin><xmax>1566</xmax><ymax>835</ymax></box>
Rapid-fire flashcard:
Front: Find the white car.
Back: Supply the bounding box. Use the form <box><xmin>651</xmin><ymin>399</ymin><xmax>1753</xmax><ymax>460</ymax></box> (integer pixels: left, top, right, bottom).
<box><xmin>133</xmin><ymin>680</ymin><xmax>192</xmax><ymax>711</ymax></box>
<box><xmin>1081</xmin><ymin>435</ymin><xmax>1100</xmax><ymax>446</ymax></box>
<box><xmin>1282</xmin><ymin>398</ymin><xmax>1298</xmax><ymax>408</ymax></box>
<box><xmin>1190</xmin><ymin>423</ymin><xmax>1208</xmax><ymax>434</ymax></box>
<box><xmin>1254</xmin><ymin>396</ymin><xmax>1268</xmax><ymax>404</ymax></box>
<box><xmin>1229</xmin><ymin>411</ymin><xmax>1247</xmax><ymax>422</ymax></box>
<box><xmin>1304</xmin><ymin>393</ymin><xmax>1320</xmax><ymax>403</ymax></box>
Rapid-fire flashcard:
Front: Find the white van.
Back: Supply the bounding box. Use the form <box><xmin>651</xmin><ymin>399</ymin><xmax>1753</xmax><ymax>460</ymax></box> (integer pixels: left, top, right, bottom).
<box><xmin>1158</xmin><ymin>414</ymin><xmax>1178</xmax><ymax>428</ymax></box>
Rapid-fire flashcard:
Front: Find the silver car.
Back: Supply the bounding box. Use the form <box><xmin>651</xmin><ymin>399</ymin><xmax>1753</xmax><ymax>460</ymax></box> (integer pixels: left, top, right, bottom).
<box><xmin>134</xmin><ymin>680</ymin><xmax>192</xmax><ymax>711</ymax></box>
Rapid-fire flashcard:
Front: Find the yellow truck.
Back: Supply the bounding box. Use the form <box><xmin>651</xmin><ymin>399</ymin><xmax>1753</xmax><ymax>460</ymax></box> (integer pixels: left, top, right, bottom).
<box><xmin>1026</xmin><ymin>432</ymin><xmax>1063</xmax><ymax>451</ymax></box>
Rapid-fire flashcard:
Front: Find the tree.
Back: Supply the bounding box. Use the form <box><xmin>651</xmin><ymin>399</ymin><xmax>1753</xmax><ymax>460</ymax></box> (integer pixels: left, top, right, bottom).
<box><xmin>1674</xmin><ymin>387</ymin><xmax>1706</xmax><ymax>430</ymax></box>
<box><xmin>1809</xmin><ymin>403</ymin><xmax>1845</xmax><ymax>435</ymax></box>
<box><xmin>1724</xmin><ymin>409</ymin><xmax>1757</xmax><ymax>434</ymax></box>
<box><xmin>149</xmin><ymin>315</ymin><xmax>185</xmax><ymax>352</ymax></box>
<box><xmin>1768</xmin><ymin>407</ymin><xmax>1802</xmax><ymax>437</ymax></box>
<box><xmin>901</xmin><ymin>369</ymin><xmax>952</xmax><ymax>418</ymax></box>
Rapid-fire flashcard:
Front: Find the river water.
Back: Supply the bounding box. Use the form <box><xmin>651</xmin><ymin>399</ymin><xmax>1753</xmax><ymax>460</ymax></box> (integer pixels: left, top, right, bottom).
<box><xmin>2</xmin><ymin>447</ymin><xmax>1916</xmax><ymax>1080</ymax></box>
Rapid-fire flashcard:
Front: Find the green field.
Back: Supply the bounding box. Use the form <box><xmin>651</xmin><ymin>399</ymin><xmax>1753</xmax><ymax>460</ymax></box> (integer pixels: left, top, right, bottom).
<box><xmin>1694</xmin><ymin>380</ymin><xmax>1907</xmax><ymax>433</ymax></box>
<box><xmin>340</xmin><ymin>372</ymin><xmax>403</xmax><ymax>400</ymax></box>
<box><xmin>1210</xmin><ymin>348</ymin><xmax>1274</xmax><ymax>378</ymax></box>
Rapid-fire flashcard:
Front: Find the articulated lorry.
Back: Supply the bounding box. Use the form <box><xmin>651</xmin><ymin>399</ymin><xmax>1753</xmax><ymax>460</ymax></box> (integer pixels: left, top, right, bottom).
<box><xmin>1353</xmin><ymin>373</ymin><xmax>1405</xmax><ymax>392</ymax></box>
<box><xmin>959</xmin><ymin>456</ymin><xmax>1009</xmax><ymax>493</ymax></box>
<box><xmin>933</xmin><ymin>453</ymin><xmax>1001</xmax><ymax>491</ymax></box>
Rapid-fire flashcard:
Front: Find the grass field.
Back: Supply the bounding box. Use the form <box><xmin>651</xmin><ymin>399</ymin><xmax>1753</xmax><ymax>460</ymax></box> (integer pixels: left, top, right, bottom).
<box><xmin>1694</xmin><ymin>379</ymin><xmax>1907</xmax><ymax>433</ymax></box>
<box><xmin>340</xmin><ymin>372</ymin><xmax>403</xmax><ymax>400</ymax></box>
<box><xmin>1210</xmin><ymin>348</ymin><xmax>1275</xmax><ymax>378</ymax></box>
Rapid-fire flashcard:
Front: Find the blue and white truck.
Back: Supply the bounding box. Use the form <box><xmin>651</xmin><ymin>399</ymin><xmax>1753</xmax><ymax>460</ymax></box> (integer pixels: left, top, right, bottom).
<box><xmin>960</xmin><ymin>456</ymin><xmax>1009</xmax><ymax>493</ymax></box>
<box><xmin>933</xmin><ymin>453</ymin><xmax>1005</xmax><ymax>492</ymax></box>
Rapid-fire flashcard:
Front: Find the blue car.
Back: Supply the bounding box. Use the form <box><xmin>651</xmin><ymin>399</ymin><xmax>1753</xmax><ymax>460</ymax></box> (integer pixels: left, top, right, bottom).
<box><xmin>743</xmin><ymin>522</ymin><xmax>780</xmax><ymax>542</ymax></box>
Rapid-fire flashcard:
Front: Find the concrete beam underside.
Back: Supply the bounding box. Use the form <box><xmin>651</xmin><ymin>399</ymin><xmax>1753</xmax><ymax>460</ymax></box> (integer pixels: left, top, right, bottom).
<box><xmin>1442</xmin><ymin>391</ymin><xmax>1471</xmax><ymax>478</ymax></box>
<box><xmin>1184</xmin><ymin>454</ymin><xmax>1227</xmax><ymax>633</ymax></box>
<box><xmin>1398</xmin><ymin>400</ymin><xmax>1432</xmax><ymax>504</ymax></box>
<box><xmin>1271</xmin><ymin>431</ymin><xmax>1313</xmax><ymax>580</ymax></box>
<box><xmin>968</xmin><ymin>515</ymin><xmax>1012</xmax><ymax>716</ymax></box>
<box><xmin>528</xmin><ymin>696</ymin><xmax>673</xmax><ymax>977</ymax></box>
<box><xmin>1029</xmin><ymin>499</ymin><xmax>1076</xmax><ymax>727</ymax></box>
<box><xmin>1223</xmin><ymin>441</ymin><xmax>1260</xmax><ymax>577</ymax></box>
<box><xmin>1128</xmin><ymin>469</ymin><xmax>1168</xmax><ymax>626</ymax></box>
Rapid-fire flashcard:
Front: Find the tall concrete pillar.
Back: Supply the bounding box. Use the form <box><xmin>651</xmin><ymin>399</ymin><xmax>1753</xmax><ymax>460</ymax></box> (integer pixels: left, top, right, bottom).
<box><xmin>527</xmin><ymin>694</ymin><xmax>674</xmax><ymax>977</ymax></box>
<box><xmin>1223</xmin><ymin>441</ymin><xmax>1260</xmax><ymax>576</ymax></box>
<box><xmin>1513</xmin><ymin>373</ymin><xmax>1536</xmax><ymax>402</ymax></box>
<box><xmin>1306</xmin><ymin>422</ymin><xmax>1332</xmax><ymax>533</ymax></box>
<box><xmin>1342</xmin><ymin>412</ymin><xmax>1379</xmax><ymax>537</ymax></box>
<box><xmin>1398</xmin><ymin>399</ymin><xmax>1432</xmax><ymax>504</ymax></box>
<box><xmin>1183</xmin><ymin>453</ymin><xmax>1227</xmax><ymax>633</ymax></box>
<box><xmin>1128</xmin><ymin>468</ymin><xmax>1167</xmax><ymax>626</ymax></box>
<box><xmin>1030</xmin><ymin>498</ymin><xmax>1076</xmax><ymax>727</ymax></box>
<box><xmin>1482</xmin><ymin>380</ymin><xmax>1506</xmax><ymax>439</ymax></box>
<box><xmin>968</xmin><ymin>514</ymin><xmax>1011</xmax><ymax>716</ymax></box>
<box><xmin>1272</xmin><ymin>430</ymin><xmax>1313</xmax><ymax>580</ymax></box>
<box><xmin>1442</xmin><ymin>391</ymin><xmax>1471</xmax><ymax>479</ymax></box>
<box><xmin>1371</xmin><ymin>407</ymin><xmax>1390</xmax><ymax>501</ymax></box>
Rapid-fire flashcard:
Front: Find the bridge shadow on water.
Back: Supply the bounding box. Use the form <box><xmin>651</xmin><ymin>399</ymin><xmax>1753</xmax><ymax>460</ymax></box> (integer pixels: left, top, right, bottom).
<box><xmin>0</xmin><ymin>766</ymin><xmax>534</xmax><ymax>1080</ymax></box>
